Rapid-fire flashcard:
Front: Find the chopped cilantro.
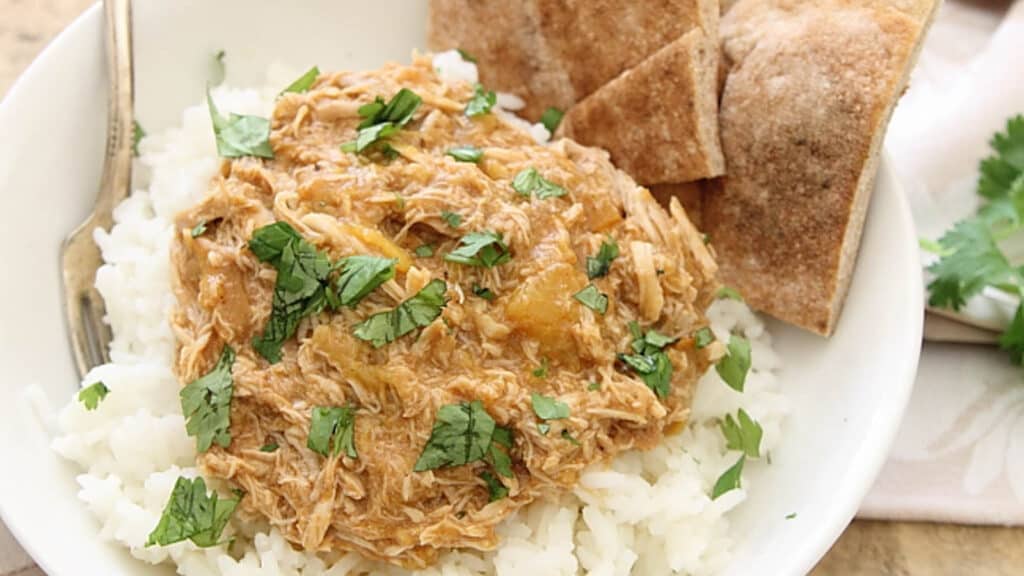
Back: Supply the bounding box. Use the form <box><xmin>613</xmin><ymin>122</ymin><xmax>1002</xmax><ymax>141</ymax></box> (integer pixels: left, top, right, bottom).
<box><xmin>414</xmin><ymin>401</ymin><xmax>496</xmax><ymax>471</ymax></box>
<box><xmin>1000</xmin><ymin>303</ymin><xmax>1024</xmax><ymax>364</ymax></box>
<box><xmin>619</xmin><ymin>323</ymin><xmax>678</xmax><ymax>398</ymax></box>
<box><xmin>574</xmin><ymin>283</ymin><xmax>609</xmax><ymax>314</ymax></box>
<box><xmin>540</xmin><ymin>107</ymin><xmax>564</xmax><ymax>133</ymax></box>
<box><xmin>209</xmin><ymin>50</ymin><xmax>226</xmax><ymax>87</ymax></box>
<box><xmin>307</xmin><ymin>406</ymin><xmax>357</xmax><ymax>459</ymax></box>
<box><xmin>480</xmin><ymin>470</ymin><xmax>508</xmax><ymax>501</ymax></box>
<box><xmin>342</xmin><ymin>88</ymin><xmax>422</xmax><ymax>155</ymax></box>
<box><xmin>447</xmin><ymin>146</ymin><xmax>483</xmax><ymax>163</ymax></box>
<box><xmin>333</xmin><ymin>256</ymin><xmax>396</xmax><ymax>308</ymax></box>
<box><xmin>191</xmin><ymin>220</ymin><xmax>208</xmax><ymax>238</ymax></box>
<box><xmin>537</xmin><ymin>422</ymin><xmax>551</xmax><ymax>435</ymax></box>
<box><xmin>248</xmin><ymin>222</ymin><xmax>333</xmax><ymax>363</ymax></box>
<box><xmin>206</xmin><ymin>90</ymin><xmax>274</xmax><ymax>159</ymax></box>
<box><xmin>530</xmin><ymin>393</ymin><xmax>569</xmax><ymax>420</ymax></box>
<box><xmin>561</xmin><ymin>429</ymin><xmax>581</xmax><ymax>446</ymax></box>
<box><xmin>586</xmin><ymin>237</ymin><xmax>619</xmax><ymax>279</ymax></box>
<box><xmin>487</xmin><ymin>425</ymin><xmax>514</xmax><ymax>478</ymax></box>
<box><xmin>465</xmin><ymin>83</ymin><xmax>497</xmax><ymax>117</ymax></box>
<box><xmin>353</xmin><ymin>279</ymin><xmax>448</xmax><ymax>348</ymax></box>
<box><xmin>587</xmin><ymin>381</ymin><xmax>601</xmax><ymax>391</ymax></box>
<box><xmin>786</xmin><ymin>512</ymin><xmax>797</xmax><ymax>520</ymax></box>
<box><xmin>259</xmin><ymin>443</ymin><xmax>278</xmax><ymax>453</ymax></box>
<box><xmin>444</xmin><ymin>231</ymin><xmax>511</xmax><ymax>268</ymax></box>
<box><xmin>472</xmin><ymin>283</ymin><xmax>496</xmax><ymax>301</ymax></box>
<box><xmin>180</xmin><ymin>346</ymin><xmax>235</xmax><ymax>452</ymax></box>
<box><xmin>146</xmin><ymin>476</ymin><xmax>240</xmax><ymax>548</ymax></box>
<box><xmin>720</xmin><ymin>408</ymin><xmax>762</xmax><ymax>458</ymax></box>
<box><xmin>281</xmin><ymin>66</ymin><xmax>320</xmax><ymax>94</ymax></box>
<box><xmin>441</xmin><ymin>210</ymin><xmax>463</xmax><ymax>228</ymax></box>
<box><xmin>711</xmin><ymin>456</ymin><xmax>745</xmax><ymax>499</ymax></box>
<box><xmin>456</xmin><ymin>48</ymin><xmax>477</xmax><ymax>63</ymax></box>
<box><xmin>694</xmin><ymin>327</ymin><xmax>714</xmax><ymax>349</ymax></box>
<box><xmin>716</xmin><ymin>335</ymin><xmax>752</xmax><ymax>392</ymax></box>
<box><xmin>511</xmin><ymin>167</ymin><xmax>566</xmax><ymax>200</ymax></box>
<box><xmin>78</xmin><ymin>381</ymin><xmax>109</xmax><ymax>411</ymax></box>
<box><xmin>716</xmin><ymin>286</ymin><xmax>744</xmax><ymax>301</ymax></box>
<box><xmin>531</xmin><ymin>358</ymin><xmax>549</xmax><ymax>378</ymax></box>
<box><xmin>414</xmin><ymin>244</ymin><xmax>435</xmax><ymax>258</ymax></box>
<box><xmin>132</xmin><ymin>120</ymin><xmax>145</xmax><ymax>157</ymax></box>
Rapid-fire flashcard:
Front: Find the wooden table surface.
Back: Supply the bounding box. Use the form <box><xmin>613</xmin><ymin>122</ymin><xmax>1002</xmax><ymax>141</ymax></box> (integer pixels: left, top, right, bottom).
<box><xmin>2</xmin><ymin>1</ymin><xmax>1022</xmax><ymax>574</ymax></box>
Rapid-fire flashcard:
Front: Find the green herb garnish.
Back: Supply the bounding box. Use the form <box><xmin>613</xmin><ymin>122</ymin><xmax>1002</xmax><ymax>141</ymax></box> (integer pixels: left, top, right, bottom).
<box><xmin>465</xmin><ymin>83</ymin><xmax>497</xmax><ymax>117</ymax></box>
<box><xmin>146</xmin><ymin>476</ymin><xmax>240</xmax><ymax>548</ymax></box>
<box><xmin>447</xmin><ymin>146</ymin><xmax>483</xmax><ymax>163</ymax></box>
<box><xmin>472</xmin><ymin>283</ymin><xmax>496</xmax><ymax>301</ymax></box>
<box><xmin>444</xmin><ymin>231</ymin><xmax>511</xmax><ymax>268</ymax></box>
<box><xmin>414</xmin><ymin>244</ymin><xmax>434</xmax><ymax>258</ymax></box>
<box><xmin>540</xmin><ymin>107</ymin><xmax>564</xmax><ymax>133</ymax></box>
<box><xmin>191</xmin><ymin>220</ymin><xmax>208</xmax><ymax>238</ymax></box>
<box><xmin>711</xmin><ymin>456</ymin><xmax>745</xmax><ymax>500</ymax></box>
<box><xmin>249</xmin><ymin>222</ymin><xmax>333</xmax><ymax>363</ymax></box>
<box><xmin>716</xmin><ymin>335</ymin><xmax>752</xmax><ymax>392</ymax></box>
<box><xmin>307</xmin><ymin>406</ymin><xmax>357</xmax><ymax>459</ymax></box>
<box><xmin>333</xmin><ymin>256</ymin><xmax>396</xmax><ymax>308</ymax></box>
<box><xmin>694</xmin><ymin>327</ymin><xmax>714</xmax><ymax>349</ymax></box>
<box><xmin>531</xmin><ymin>358</ymin><xmax>549</xmax><ymax>378</ymax></box>
<box><xmin>78</xmin><ymin>381</ymin><xmax>109</xmax><ymax>411</ymax></box>
<box><xmin>209</xmin><ymin>50</ymin><xmax>226</xmax><ymax>87</ymax></box>
<box><xmin>573</xmin><ymin>283</ymin><xmax>608</xmax><ymax>315</ymax></box>
<box><xmin>441</xmin><ymin>210</ymin><xmax>463</xmax><ymax>228</ymax></box>
<box><xmin>587</xmin><ymin>381</ymin><xmax>601</xmax><ymax>391</ymax></box>
<box><xmin>480</xmin><ymin>470</ymin><xmax>508</xmax><ymax>501</ymax></box>
<box><xmin>619</xmin><ymin>323</ymin><xmax>677</xmax><ymax>398</ymax></box>
<box><xmin>561</xmin><ymin>429</ymin><xmax>581</xmax><ymax>446</ymax></box>
<box><xmin>786</xmin><ymin>512</ymin><xmax>797</xmax><ymax>520</ymax></box>
<box><xmin>720</xmin><ymin>408</ymin><xmax>762</xmax><ymax>458</ymax></box>
<box><xmin>132</xmin><ymin>120</ymin><xmax>145</xmax><ymax>157</ymax></box>
<box><xmin>180</xmin><ymin>345</ymin><xmax>235</xmax><ymax>452</ymax></box>
<box><xmin>414</xmin><ymin>400</ymin><xmax>496</xmax><ymax>471</ymax></box>
<box><xmin>511</xmin><ymin>167</ymin><xmax>567</xmax><ymax>200</ymax></box>
<box><xmin>259</xmin><ymin>443</ymin><xmax>278</xmax><ymax>453</ymax></box>
<box><xmin>456</xmin><ymin>48</ymin><xmax>477</xmax><ymax>63</ymax></box>
<box><xmin>530</xmin><ymin>393</ymin><xmax>569</xmax><ymax>420</ymax></box>
<box><xmin>586</xmin><ymin>237</ymin><xmax>619</xmax><ymax>279</ymax></box>
<box><xmin>488</xmin><ymin>426</ymin><xmax>514</xmax><ymax>478</ymax></box>
<box><xmin>353</xmin><ymin>279</ymin><xmax>448</xmax><ymax>348</ymax></box>
<box><xmin>206</xmin><ymin>90</ymin><xmax>274</xmax><ymax>159</ymax></box>
<box><xmin>716</xmin><ymin>286</ymin><xmax>744</xmax><ymax>301</ymax></box>
<box><xmin>281</xmin><ymin>66</ymin><xmax>320</xmax><ymax>94</ymax></box>
<box><xmin>342</xmin><ymin>88</ymin><xmax>422</xmax><ymax>154</ymax></box>
<box><xmin>537</xmin><ymin>423</ymin><xmax>551</xmax><ymax>435</ymax></box>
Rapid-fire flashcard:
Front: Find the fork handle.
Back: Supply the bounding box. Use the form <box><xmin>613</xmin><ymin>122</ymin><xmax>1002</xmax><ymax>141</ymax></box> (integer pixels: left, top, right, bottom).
<box><xmin>96</xmin><ymin>0</ymin><xmax>134</xmax><ymax>223</ymax></box>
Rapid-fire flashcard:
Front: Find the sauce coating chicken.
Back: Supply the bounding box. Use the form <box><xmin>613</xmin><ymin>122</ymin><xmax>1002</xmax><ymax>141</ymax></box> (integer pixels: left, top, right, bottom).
<box><xmin>170</xmin><ymin>56</ymin><xmax>720</xmax><ymax>568</ymax></box>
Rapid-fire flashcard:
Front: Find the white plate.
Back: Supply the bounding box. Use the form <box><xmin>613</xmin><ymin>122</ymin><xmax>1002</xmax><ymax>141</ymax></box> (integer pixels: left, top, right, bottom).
<box><xmin>0</xmin><ymin>1</ymin><xmax>923</xmax><ymax>574</ymax></box>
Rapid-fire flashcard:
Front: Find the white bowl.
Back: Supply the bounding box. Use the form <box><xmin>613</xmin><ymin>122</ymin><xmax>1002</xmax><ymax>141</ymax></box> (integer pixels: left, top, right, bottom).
<box><xmin>0</xmin><ymin>1</ymin><xmax>923</xmax><ymax>574</ymax></box>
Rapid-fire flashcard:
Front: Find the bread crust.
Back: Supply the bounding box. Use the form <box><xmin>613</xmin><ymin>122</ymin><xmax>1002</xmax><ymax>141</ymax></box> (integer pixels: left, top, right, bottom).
<box><xmin>703</xmin><ymin>0</ymin><xmax>939</xmax><ymax>335</ymax></box>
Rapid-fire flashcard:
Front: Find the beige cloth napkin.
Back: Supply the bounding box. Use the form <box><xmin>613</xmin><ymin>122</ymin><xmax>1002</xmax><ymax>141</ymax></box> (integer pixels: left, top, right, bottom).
<box><xmin>861</xmin><ymin>0</ymin><xmax>1024</xmax><ymax>524</ymax></box>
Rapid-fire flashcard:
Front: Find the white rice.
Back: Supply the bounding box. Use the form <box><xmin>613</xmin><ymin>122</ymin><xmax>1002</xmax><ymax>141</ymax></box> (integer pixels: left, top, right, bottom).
<box><xmin>49</xmin><ymin>54</ymin><xmax>789</xmax><ymax>576</ymax></box>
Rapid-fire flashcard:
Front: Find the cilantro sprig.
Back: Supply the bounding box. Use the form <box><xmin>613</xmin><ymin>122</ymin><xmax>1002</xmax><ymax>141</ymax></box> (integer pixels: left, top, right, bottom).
<box><xmin>925</xmin><ymin>115</ymin><xmax>1024</xmax><ymax>364</ymax></box>
<box><xmin>206</xmin><ymin>90</ymin><xmax>274</xmax><ymax>159</ymax></box>
<box><xmin>180</xmin><ymin>346</ymin><xmax>235</xmax><ymax>453</ymax></box>
<box><xmin>146</xmin><ymin>476</ymin><xmax>241</xmax><ymax>548</ymax></box>
<box><xmin>342</xmin><ymin>88</ymin><xmax>422</xmax><ymax>155</ymax></box>
<box><xmin>512</xmin><ymin>167</ymin><xmax>567</xmax><ymax>200</ymax></box>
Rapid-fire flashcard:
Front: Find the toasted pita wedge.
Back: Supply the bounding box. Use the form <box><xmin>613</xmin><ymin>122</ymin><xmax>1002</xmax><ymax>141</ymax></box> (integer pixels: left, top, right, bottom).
<box><xmin>703</xmin><ymin>0</ymin><xmax>939</xmax><ymax>335</ymax></box>
<box><xmin>559</xmin><ymin>29</ymin><xmax>725</xmax><ymax>185</ymax></box>
<box><xmin>427</xmin><ymin>0</ymin><xmax>717</xmax><ymax>120</ymax></box>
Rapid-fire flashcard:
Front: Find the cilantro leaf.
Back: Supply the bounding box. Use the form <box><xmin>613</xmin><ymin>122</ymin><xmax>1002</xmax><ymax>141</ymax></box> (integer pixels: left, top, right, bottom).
<box><xmin>926</xmin><ymin>219</ymin><xmax>1017</xmax><ymax>310</ymax></box>
<box><xmin>414</xmin><ymin>244</ymin><xmax>435</xmax><ymax>258</ymax></box>
<box><xmin>694</xmin><ymin>327</ymin><xmax>714</xmax><ymax>349</ymax></box>
<box><xmin>447</xmin><ymin>146</ymin><xmax>483</xmax><ymax>163</ymax></box>
<box><xmin>574</xmin><ymin>283</ymin><xmax>608</xmax><ymax>314</ymax></box>
<box><xmin>530</xmin><ymin>393</ymin><xmax>570</xmax><ymax>420</ymax></box>
<box><xmin>78</xmin><ymin>381</ymin><xmax>109</xmax><ymax>411</ymax></box>
<box><xmin>587</xmin><ymin>381</ymin><xmax>601</xmax><ymax>391</ymax></box>
<box><xmin>465</xmin><ymin>83</ymin><xmax>497</xmax><ymax>117</ymax></box>
<box><xmin>511</xmin><ymin>167</ymin><xmax>567</xmax><ymax>200</ymax></box>
<box><xmin>414</xmin><ymin>401</ymin><xmax>496</xmax><ymax>471</ymax></box>
<box><xmin>209</xmin><ymin>50</ymin><xmax>226</xmax><ymax>87</ymax></box>
<box><xmin>720</xmin><ymin>408</ymin><xmax>762</xmax><ymax>458</ymax></box>
<box><xmin>487</xmin><ymin>426</ymin><xmax>514</xmax><ymax>478</ymax></box>
<box><xmin>343</xmin><ymin>89</ymin><xmax>422</xmax><ymax>154</ymax></box>
<box><xmin>146</xmin><ymin>476</ymin><xmax>240</xmax><ymax>548</ymax></box>
<box><xmin>456</xmin><ymin>48</ymin><xmax>477</xmax><ymax>63</ymax></box>
<box><xmin>999</xmin><ymin>302</ymin><xmax>1024</xmax><ymax>365</ymax></box>
<box><xmin>586</xmin><ymin>237</ymin><xmax>619</xmax><ymax>279</ymax></box>
<box><xmin>180</xmin><ymin>346</ymin><xmax>235</xmax><ymax>452</ymax></box>
<box><xmin>561</xmin><ymin>429</ymin><xmax>581</xmax><ymax>446</ymax></box>
<box><xmin>711</xmin><ymin>456</ymin><xmax>745</xmax><ymax>500</ymax></box>
<box><xmin>353</xmin><ymin>279</ymin><xmax>448</xmax><ymax>348</ymax></box>
<box><xmin>444</xmin><ymin>231</ymin><xmax>511</xmax><ymax>268</ymax></box>
<box><xmin>537</xmin><ymin>423</ymin><xmax>551</xmax><ymax>435</ymax></box>
<box><xmin>472</xmin><ymin>283</ymin><xmax>496</xmax><ymax>301</ymax></box>
<box><xmin>480</xmin><ymin>470</ymin><xmax>508</xmax><ymax>501</ymax></box>
<box><xmin>249</xmin><ymin>223</ymin><xmax>333</xmax><ymax>363</ymax></box>
<box><xmin>281</xmin><ymin>66</ymin><xmax>320</xmax><ymax>94</ymax></box>
<box><xmin>307</xmin><ymin>406</ymin><xmax>358</xmax><ymax>459</ymax></box>
<box><xmin>191</xmin><ymin>220</ymin><xmax>208</xmax><ymax>238</ymax></box>
<box><xmin>441</xmin><ymin>210</ymin><xmax>463</xmax><ymax>228</ymax></box>
<box><xmin>132</xmin><ymin>120</ymin><xmax>145</xmax><ymax>157</ymax></box>
<box><xmin>716</xmin><ymin>335</ymin><xmax>752</xmax><ymax>392</ymax></box>
<box><xmin>716</xmin><ymin>286</ymin><xmax>744</xmax><ymax>301</ymax></box>
<box><xmin>259</xmin><ymin>443</ymin><xmax>278</xmax><ymax>453</ymax></box>
<box><xmin>206</xmin><ymin>90</ymin><xmax>274</xmax><ymax>159</ymax></box>
<box><xmin>619</xmin><ymin>324</ymin><xmax>677</xmax><ymax>399</ymax></box>
<box><xmin>540</xmin><ymin>107</ymin><xmax>564</xmax><ymax>133</ymax></box>
<box><xmin>333</xmin><ymin>256</ymin><xmax>396</xmax><ymax>307</ymax></box>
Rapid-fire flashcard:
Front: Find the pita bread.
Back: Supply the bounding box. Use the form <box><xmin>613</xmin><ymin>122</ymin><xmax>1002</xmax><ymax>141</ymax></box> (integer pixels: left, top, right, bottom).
<box><xmin>559</xmin><ymin>29</ymin><xmax>725</xmax><ymax>185</ymax></box>
<box><xmin>703</xmin><ymin>0</ymin><xmax>939</xmax><ymax>335</ymax></box>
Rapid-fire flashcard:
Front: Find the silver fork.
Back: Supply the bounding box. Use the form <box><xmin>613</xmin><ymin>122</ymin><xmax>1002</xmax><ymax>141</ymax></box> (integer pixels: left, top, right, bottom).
<box><xmin>61</xmin><ymin>0</ymin><xmax>134</xmax><ymax>380</ymax></box>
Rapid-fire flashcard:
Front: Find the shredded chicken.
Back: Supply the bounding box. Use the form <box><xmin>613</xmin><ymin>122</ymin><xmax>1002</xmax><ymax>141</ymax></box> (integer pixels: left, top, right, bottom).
<box><xmin>170</xmin><ymin>56</ymin><xmax>720</xmax><ymax>568</ymax></box>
